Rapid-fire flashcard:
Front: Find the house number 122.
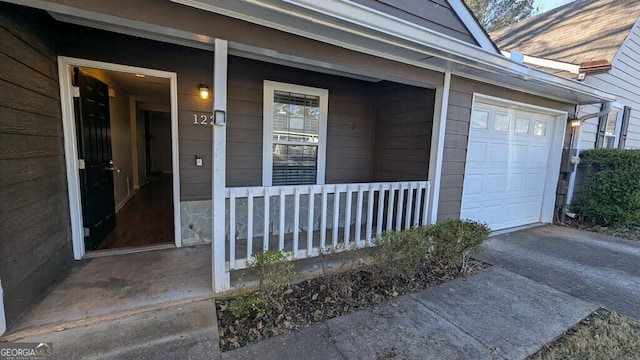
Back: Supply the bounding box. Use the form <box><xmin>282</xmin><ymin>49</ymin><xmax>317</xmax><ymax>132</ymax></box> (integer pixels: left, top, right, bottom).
<box><xmin>193</xmin><ymin>114</ymin><xmax>214</xmax><ymax>125</ymax></box>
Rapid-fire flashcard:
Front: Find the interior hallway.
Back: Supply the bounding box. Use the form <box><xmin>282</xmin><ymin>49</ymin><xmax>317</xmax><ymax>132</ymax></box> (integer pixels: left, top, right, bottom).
<box><xmin>97</xmin><ymin>173</ymin><xmax>174</xmax><ymax>250</ymax></box>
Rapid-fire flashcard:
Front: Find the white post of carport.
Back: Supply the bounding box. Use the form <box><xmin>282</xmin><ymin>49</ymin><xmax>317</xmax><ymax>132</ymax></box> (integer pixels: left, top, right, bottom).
<box><xmin>212</xmin><ymin>39</ymin><xmax>230</xmax><ymax>292</ymax></box>
<box><xmin>428</xmin><ymin>69</ymin><xmax>451</xmax><ymax>224</ymax></box>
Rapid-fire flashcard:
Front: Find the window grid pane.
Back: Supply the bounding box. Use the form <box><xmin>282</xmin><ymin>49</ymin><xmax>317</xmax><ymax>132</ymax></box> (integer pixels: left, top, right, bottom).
<box><xmin>272</xmin><ymin>144</ymin><xmax>318</xmax><ymax>186</ymax></box>
<box><xmin>605</xmin><ymin>110</ymin><xmax>619</xmax><ymax>136</ymax></box>
<box><xmin>494</xmin><ymin>113</ymin><xmax>510</xmax><ymax>132</ymax></box>
<box><xmin>471</xmin><ymin>110</ymin><xmax>489</xmax><ymax>129</ymax></box>
<box><xmin>273</xmin><ymin>91</ymin><xmax>320</xmax><ymax>143</ymax></box>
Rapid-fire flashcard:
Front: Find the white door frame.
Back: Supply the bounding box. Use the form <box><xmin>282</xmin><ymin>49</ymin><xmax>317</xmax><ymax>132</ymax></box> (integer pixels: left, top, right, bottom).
<box><xmin>0</xmin><ymin>277</ymin><xmax>6</xmax><ymax>337</ymax></box>
<box><xmin>57</xmin><ymin>56</ymin><xmax>182</xmax><ymax>260</ymax></box>
<box><xmin>464</xmin><ymin>93</ymin><xmax>568</xmax><ymax>225</ymax></box>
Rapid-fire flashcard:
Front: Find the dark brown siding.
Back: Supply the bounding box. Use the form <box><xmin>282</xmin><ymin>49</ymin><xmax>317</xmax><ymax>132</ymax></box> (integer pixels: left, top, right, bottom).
<box><xmin>56</xmin><ymin>24</ymin><xmax>215</xmax><ymax>201</ymax></box>
<box><xmin>372</xmin><ymin>82</ymin><xmax>435</xmax><ymax>181</ymax></box>
<box><xmin>438</xmin><ymin>76</ymin><xmax>573</xmax><ymax>221</ymax></box>
<box><xmin>0</xmin><ymin>3</ymin><xmax>73</xmax><ymax>327</ymax></box>
<box><xmin>58</xmin><ymin>27</ymin><xmax>379</xmax><ymax>196</ymax></box>
<box><xmin>352</xmin><ymin>0</ymin><xmax>479</xmax><ymax>45</ymax></box>
<box><xmin>227</xmin><ymin>57</ymin><xmax>376</xmax><ymax>186</ymax></box>
<box><xmin>44</xmin><ymin>0</ymin><xmax>443</xmax><ymax>88</ymax></box>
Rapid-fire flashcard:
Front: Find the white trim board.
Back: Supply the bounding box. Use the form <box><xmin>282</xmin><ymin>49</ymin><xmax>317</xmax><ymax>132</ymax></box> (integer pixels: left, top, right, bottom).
<box><xmin>446</xmin><ymin>0</ymin><xmax>498</xmax><ymax>53</ymax></box>
<box><xmin>501</xmin><ymin>51</ymin><xmax>580</xmax><ymax>74</ymax></box>
<box><xmin>463</xmin><ymin>93</ymin><xmax>568</xmax><ymax>227</ymax></box>
<box><xmin>8</xmin><ymin>0</ymin><xmax>612</xmax><ymax>104</ymax></box>
<box><xmin>57</xmin><ymin>56</ymin><xmax>182</xmax><ymax>259</ymax></box>
<box><xmin>0</xmin><ymin>278</ymin><xmax>6</xmax><ymax>337</ymax></box>
<box><xmin>428</xmin><ymin>70</ymin><xmax>451</xmax><ymax>224</ymax></box>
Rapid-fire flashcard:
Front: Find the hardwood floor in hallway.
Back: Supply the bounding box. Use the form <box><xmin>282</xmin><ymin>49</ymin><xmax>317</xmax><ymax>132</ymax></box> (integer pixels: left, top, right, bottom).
<box><xmin>97</xmin><ymin>173</ymin><xmax>174</xmax><ymax>250</ymax></box>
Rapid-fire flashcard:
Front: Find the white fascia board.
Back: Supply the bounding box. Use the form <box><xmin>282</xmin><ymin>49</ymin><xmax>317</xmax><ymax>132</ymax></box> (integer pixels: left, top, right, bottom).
<box><xmin>502</xmin><ymin>51</ymin><xmax>581</xmax><ymax>74</ymax></box>
<box><xmin>14</xmin><ymin>0</ymin><xmax>614</xmax><ymax>103</ymax></box>
<box><xmin>280</xmin><ymin>0</ymin><xmax>615</xmax><ymax>102</ymax></box>
<box><xmin>447</xmin><ymin>0</ymin><xmax>498</xmax><ymax>53</ymax></box>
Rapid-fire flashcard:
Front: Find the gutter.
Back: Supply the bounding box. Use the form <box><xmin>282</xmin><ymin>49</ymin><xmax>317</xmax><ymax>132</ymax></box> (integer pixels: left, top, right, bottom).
<box><xmin>167</xmin><ymin>0</ymin><xmax>615</xmax><ymax>103</ymax></box>
<box><xmin>501</xmin><ymin>50</ymin><xmax>580</xmax><ymax>75</ymax></box>
<box><xmin>276</xmin><ymin>0</ymin><xmax>616</xmax><ymax>103</ymax></box>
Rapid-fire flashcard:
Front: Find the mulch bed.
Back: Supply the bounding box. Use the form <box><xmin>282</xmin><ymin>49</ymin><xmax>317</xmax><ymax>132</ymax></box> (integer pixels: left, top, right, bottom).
<box><xmin>562</xmin><ymin>217</ymin><xmax>640</xmax><ymax>241</ymax></box>
<box><xmin>216</xmin><ymin>259</ymin><xmax>488</xmax><ymax>351</ymax></box>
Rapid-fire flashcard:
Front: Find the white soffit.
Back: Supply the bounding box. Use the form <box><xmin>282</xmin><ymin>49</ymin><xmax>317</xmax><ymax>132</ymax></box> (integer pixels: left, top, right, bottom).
<box><xmin>172</xmin><ymin>0</ymin><xmax>614</xmax><ymax>104</ymax></box>
<box><xmin>7</xmin><ymin>0</ymin><xmax>614</xmax><ymax>104</ymax></box>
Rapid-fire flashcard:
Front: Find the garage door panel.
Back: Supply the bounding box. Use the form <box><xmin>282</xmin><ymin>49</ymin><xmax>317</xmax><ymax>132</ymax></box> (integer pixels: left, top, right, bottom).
<box><xmin>461</xmin><ymin>103</ymin><xmax>556</xmax><ymax>231</ymax></box>
<box><xmin>467</xmin><ymin>142</ymin><xmax>487</xmax><ymax>162</ymax></box>
<box><xmin>489</xmin><ymin>143</ymin><xmax>509</xmax><ymax>162</ymax></box>
<box><xmin>513</xmin><ymin>145</ymin><xmax>529</xmax><ymax>163</ymax></box>
<box><xmin>462</xmin><ymin>174</ymin><xmax>484</xmax><ymax>195</ymax></box>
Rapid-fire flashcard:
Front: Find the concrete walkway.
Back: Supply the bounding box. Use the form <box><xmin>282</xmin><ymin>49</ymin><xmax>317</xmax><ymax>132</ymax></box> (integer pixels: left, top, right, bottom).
<box><xmin>476</xmin><ymin>225</ymin><xmax>640</xmax><ymax>320</ymax></box>
<box><xmin>14</xmin><ymin>225</ymin><xmax>638</xmax><ymax>359</ymax></box>
<box><xmin>19</xmin><ymin>266</ymin><xmax>596</xmax><ymax>360</ymax></box>
<box><xmin>222</xmin><ymin>267</ymin><xmax>595</xmax><ymax>360</ymax></box>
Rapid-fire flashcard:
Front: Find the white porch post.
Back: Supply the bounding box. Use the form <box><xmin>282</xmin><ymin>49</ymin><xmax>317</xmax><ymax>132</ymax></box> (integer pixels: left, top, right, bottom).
<box><xmin>212</xmin><ymin>39</ymin><xmax>230</xmax><ymax>292</ymax></box>
<box><xmin>428</xmin><ymin>70</ymin><xmax>451</xmax><ymax>224</ymax></box>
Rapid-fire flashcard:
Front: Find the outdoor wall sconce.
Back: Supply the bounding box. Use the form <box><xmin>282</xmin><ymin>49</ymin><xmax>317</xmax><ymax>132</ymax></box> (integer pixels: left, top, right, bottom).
<box><xmin>198</xmin><ymin>82</ymin><xmax>209</xmax><ymax>100</ymax></box>
<box><xmin>570</xmin><ymin>118</ymin><xmax>581</xmax><ymax>127</ymax></box>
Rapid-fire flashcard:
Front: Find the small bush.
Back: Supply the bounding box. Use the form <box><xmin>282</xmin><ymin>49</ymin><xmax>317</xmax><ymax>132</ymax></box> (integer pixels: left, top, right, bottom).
<box><xmin>425</xmin><ymin>219</ymin><xmax>490</xmax><ymax>273</ymax></box>
<box><xmin>371</xmin><ymin>228</ymin><xmax>428</xmax><ymax>280</ymax></box>
<box><xmin>230</xmin><ymin>291</ymin><xmax>272</xmax><ymax>318</ymax></box>
<box><xmin>570</xmin><ymin>149</ymin><xmax>640</xmax><ymax>227</ymax></box>
<box><xmin>228</xmin><ymin>250</ymin><xmax>295</xmax><ymax>318</ymax></box>
<box><xmin>249</xmin><ymin>250</ymin><xmax>296</xmax><ymax>311</ymax></box>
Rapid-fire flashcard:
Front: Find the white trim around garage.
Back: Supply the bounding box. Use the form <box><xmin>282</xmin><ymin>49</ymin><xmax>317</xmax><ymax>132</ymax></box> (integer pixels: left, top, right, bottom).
<box><xmin>465</xmin><ymin>93</ymin><xmax>568</xmax><ymax>226</ymax></box>
<box><xmin>57</xmin><ymin>56</ymin><xmax>182</xmax><ymax>259</ymax></box>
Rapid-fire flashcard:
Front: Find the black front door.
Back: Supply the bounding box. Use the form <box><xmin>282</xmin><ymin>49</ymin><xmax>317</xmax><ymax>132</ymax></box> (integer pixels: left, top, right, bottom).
<box><xmin>74</xmin><ymin>68</ymin><xmax>116</xmax><ymax>250</ymax></box>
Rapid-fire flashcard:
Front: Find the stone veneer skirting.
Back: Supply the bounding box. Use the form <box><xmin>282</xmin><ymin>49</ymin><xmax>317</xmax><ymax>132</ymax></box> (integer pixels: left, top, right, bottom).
<box><xmin>180</xmin><ymin>200</ymin><xmax>213</xmax><ymax>246</ymax></box>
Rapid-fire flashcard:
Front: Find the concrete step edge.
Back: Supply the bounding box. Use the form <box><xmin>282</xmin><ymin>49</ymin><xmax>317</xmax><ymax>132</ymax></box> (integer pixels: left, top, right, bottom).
<box><xmin>1</xmin><ymin>293</ymin><xmax>216</xmax><ymax>342</ymax></box>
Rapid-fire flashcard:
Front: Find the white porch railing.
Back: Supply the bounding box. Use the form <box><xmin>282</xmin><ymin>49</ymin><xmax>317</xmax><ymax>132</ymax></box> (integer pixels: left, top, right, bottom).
<box><xmin>225</xmin><ymin>181</ymin><xmax>430</xmax><ymax>270</ymax></box>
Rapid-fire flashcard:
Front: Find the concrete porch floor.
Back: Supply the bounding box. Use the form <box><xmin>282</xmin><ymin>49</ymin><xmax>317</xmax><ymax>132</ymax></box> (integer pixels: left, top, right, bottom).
<box><xmin>4</xmin><ymin>245</ymin><xmax>213</xmax><ymax>340</ymax></box>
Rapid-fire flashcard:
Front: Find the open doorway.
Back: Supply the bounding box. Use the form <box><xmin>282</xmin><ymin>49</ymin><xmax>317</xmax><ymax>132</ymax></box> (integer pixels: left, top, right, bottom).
<box><xmin>59</xmin><ymin>58</ymin><xmax>181</xmax><ymax>258</ymax></box>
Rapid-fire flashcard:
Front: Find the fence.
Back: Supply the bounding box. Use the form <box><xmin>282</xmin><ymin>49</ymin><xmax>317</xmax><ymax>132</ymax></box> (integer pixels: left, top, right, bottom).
<box><xmin>225</xmin><ymin>181</ymin><xmax>431</xmax><ymax>270</ymax></box>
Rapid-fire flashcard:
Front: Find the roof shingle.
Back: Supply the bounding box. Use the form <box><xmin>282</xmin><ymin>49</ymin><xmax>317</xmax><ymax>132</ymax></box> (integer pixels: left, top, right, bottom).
<box><xmin>491</xmin><ymin>0</ymin><xmax>640</xmax><ymax>65</ymax></box>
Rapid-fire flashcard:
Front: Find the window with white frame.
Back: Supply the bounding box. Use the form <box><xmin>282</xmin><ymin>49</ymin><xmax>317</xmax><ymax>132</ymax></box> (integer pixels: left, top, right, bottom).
<box><xmin>600</xmin><ymin>104</ymin><xmax>623</xmax><ymax>148</ymax></box>
<box><xmin>604</xmin><ymin>108</ymin><xmax>620</xmax><ymax>148</ymax></box>
<box><xmin>263</xmin><ymin>81</ymin><xmax>328</xmax><ymax>186</ymax></box>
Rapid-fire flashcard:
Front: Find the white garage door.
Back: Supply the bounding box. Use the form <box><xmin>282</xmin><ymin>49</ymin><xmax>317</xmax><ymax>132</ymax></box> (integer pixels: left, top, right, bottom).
<box><xmin>460</xmin><ymin>102</ymin><xmax>556</xmax><ymax>230</ymax></box>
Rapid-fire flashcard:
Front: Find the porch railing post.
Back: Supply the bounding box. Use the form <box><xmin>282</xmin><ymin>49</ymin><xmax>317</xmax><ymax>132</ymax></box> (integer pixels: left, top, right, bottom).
<box><xmin>212</xmin><ymin>39</ymin><xmax>230</xmax><ymax>292</ymax></box>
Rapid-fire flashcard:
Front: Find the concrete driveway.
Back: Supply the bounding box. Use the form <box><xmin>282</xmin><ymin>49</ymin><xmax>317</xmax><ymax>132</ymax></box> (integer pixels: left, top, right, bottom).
<box><xmin>476</xmin><ymin>225</ymin><xmax>640</xmax><ymax>320</ymax></box>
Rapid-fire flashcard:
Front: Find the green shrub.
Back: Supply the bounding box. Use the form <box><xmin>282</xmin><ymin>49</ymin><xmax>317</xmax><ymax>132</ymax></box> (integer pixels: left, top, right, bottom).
<box><xmin>248</xmin><ymin>249</ymin><xmax>295</xmax><ymax>311</ymax></box>
<box><xmin>570</xmin><ymin>149</ymin><xmax>640</xmax><ymax>226</ymax></box>
<box><xmin>425</xmin><ymin>219</ymin><xmax>490</xmax><ymax>273</ymax></box>
<box><xmin>230</xmin><ymin>291</ymin><xmax>272</xmax><ymax>318</ymax></box>
<box><xmin>229</xmin><ymin>250</ymin><xmax>295</xmax><ymax>318</ymax></box>
<box><xmin>371</xmin><ymin>227</ymin><xmax>429</xmax><ymax>280</ymax></box>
